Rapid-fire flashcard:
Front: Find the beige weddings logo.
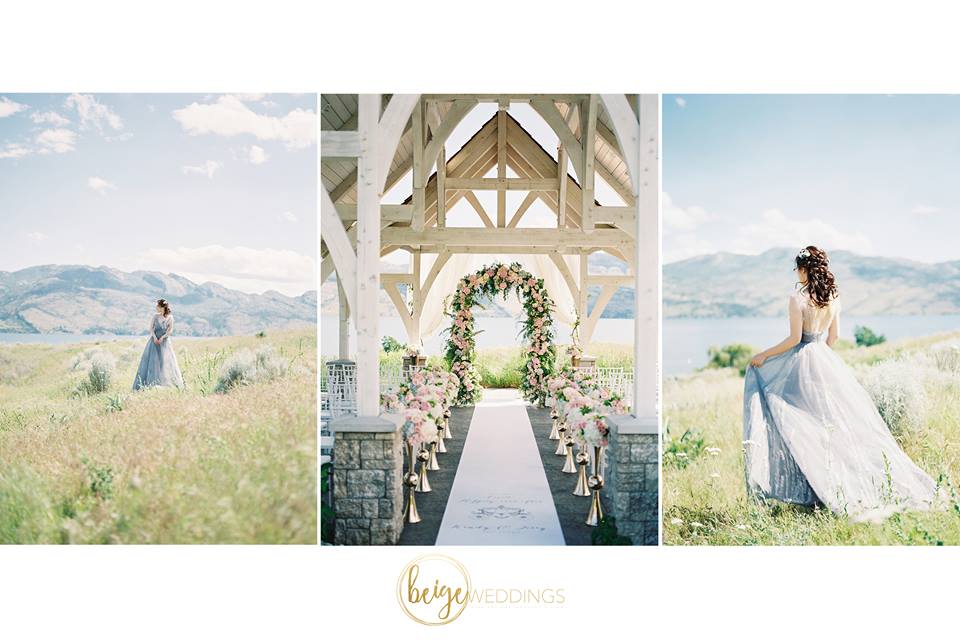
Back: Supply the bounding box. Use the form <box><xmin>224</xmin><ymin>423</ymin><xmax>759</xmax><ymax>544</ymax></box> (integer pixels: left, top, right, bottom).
<box><xmin>397</xmin><ymin>554</ymin><xmax>567</xmax><ymax>626</ymax></box>
<box><xmin>396</xmin><ymin>554</ymin><xmax>471</xmax><ymax>626</ymax></box>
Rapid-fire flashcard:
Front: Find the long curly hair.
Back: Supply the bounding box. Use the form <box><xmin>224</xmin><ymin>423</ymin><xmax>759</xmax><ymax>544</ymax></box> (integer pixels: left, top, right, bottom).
<box><xmin>156</xmin><ymin>298</ymin><xmax>172</xmax><ymax>317</ymax></box>
<box><xmin>795</xmin><ymin>245</ymin><xmax>838</xmax><ymax>308</ymax></box>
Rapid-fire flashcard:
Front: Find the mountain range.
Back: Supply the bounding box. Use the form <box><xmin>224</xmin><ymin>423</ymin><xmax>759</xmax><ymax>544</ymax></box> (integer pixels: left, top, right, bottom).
<box><xmin>665</xmin><ymin>248</ymin><xmax>960</xmax><ymax>318</ymax></box>
<box><xmin>0</xmin><ymin>265</ymin><xmax>317</xmax><ymax>335</ymax></box>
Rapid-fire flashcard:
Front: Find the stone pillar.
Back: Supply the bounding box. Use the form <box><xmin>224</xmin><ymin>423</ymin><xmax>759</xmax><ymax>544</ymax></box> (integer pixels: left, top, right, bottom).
<box><xmin>605</xmin><ymin>413</ymin><xmax>658</xmax><ymax>545</ymax></box>
<box><xmin>331</xmin><ymin>414</ymin><xmax>404</xmax><ymax>545</ymax></box>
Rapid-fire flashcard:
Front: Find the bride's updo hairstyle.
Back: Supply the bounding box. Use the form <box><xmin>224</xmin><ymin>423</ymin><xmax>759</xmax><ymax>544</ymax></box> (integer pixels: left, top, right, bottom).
<box><xmin>795</xmin><ymin>245</ymin><xmax>838</xmax><ymax>308</ymax></box>
<box><xmin>157</xmin><ymin>298</ymin><xmax>172</xmax><ymax>316</ymax></box>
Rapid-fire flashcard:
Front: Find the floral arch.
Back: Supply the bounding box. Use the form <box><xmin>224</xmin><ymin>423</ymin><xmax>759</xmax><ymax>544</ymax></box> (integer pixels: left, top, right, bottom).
<box><xmin>444</xmin><ymin>262</ymin><xmax>556</xmax><ymax>407</ymax></box>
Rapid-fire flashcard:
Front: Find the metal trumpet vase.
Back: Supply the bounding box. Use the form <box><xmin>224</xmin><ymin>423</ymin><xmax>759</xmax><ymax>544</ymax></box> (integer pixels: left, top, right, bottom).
<box><xmin>415</xmin><ymin>446</ymin><xmax>432</xmax><ymax>493</ymax></box>
<box><xmin>554</xmin><ymin>426</ymin><xmax>568</xmax><ymax>455</ymax></box>
<box><xmin>548</xmin><ymin>414</ymin><xmax>560</xmax><ymax>440</ymax></box>
<box><xmin>436</xmin><ymin>425</ymin><xmax>447</xmax><ymax>453</ymax></box>
<box><xmin>428</xmin><ymin>440</ymin><xmax>440</xmax><ymax>471</ymax></box>
<box><xmin>561</xmin><ymin>437</ymin><xmax>577</xmax><ymax>473</ymax></box>
<box><xmin>585</xmin><ymin>447</ymin><xmax>605</xmax><ymax>526</ymax></box>
<box><xmin>444</xmin><ymin>410</ymin><xmax>453</xmax><ymax>439</ymax></box>
<box><xmin>404</xmin><ymin>471</ymin><xmax>421</xmax><ymax>524</ymax></box>
<box><xmin>573</xmin><ymin>451</ymin><xmax>591</xmax><ymax>496</ymax></box>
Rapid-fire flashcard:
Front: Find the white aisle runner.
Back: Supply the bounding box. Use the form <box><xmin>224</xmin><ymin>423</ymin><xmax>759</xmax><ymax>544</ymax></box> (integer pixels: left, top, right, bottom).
<box><xmin>436</xmin><ymin>388</ymin><xmax>565</xmax><ymax>545</ymax></box>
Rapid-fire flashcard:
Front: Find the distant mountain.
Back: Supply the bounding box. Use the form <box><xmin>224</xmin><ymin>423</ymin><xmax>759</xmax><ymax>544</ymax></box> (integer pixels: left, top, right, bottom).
<box><xmin>665</xmin><ymin>248</ymin><xmax>960</xmax><ymax>318</ymax></box>
<box><xmin>0</xmin><ymin>265</ymin><xmax>316</xmax><ymax>335</ymax></box>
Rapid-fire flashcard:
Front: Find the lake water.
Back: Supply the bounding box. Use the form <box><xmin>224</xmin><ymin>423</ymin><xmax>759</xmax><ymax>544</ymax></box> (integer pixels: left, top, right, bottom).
<box><xmin>663</xmin><ymin>315</ymin><xmax>960</xmax><ymax>376</ymax></box>
<box><xmin>321</xmin><ymin>314</ymin><xmax>960</xmax><ymax>377</ymax></box>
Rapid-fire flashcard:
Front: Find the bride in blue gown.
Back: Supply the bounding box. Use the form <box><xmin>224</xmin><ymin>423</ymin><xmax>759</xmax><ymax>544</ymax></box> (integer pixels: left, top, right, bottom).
<box><xmin>743</xmin><ymin>246</ymin><xmax>941</xmax><ymax>522</ymax></box>
<box><xmin>133</xmin><ymin>298</ymin><xmax>184</xmax><ymax>390</ymax></box>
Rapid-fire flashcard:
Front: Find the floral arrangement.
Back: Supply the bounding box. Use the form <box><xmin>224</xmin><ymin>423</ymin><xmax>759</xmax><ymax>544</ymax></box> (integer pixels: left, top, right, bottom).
<box><xmin>380</xmin><ymin>391</ymin><xmax>402</xmax><ymax>413</ymax></box>
<box><xmin>389</xmin><ymin>366</ymin><xmax>465</xmax><ymax>446</ymax></box>
<box><xmin>546</xmin><ymin>366</ymin><xmax>630</xmax><ymax>448</ymax></box>
<box><xmin>444</xmin><ymin>262</ymin><xmax>556</xmax><ymax>407</ymax></box>
<box><xmin>404</xmin><ymin>345</ymin><xmax>422</xmax><ymax>359</ymax></box>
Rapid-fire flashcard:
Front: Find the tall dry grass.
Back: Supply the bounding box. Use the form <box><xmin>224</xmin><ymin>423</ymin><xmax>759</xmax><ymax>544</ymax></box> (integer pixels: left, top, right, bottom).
<box><xmin>663</xmin><ymin>332</ymin><xmax>960</xmax><ymax>545</ymax></box>
<box><xmin>0</xmin><ymin>330</ymin><xmax>316</xmax><ymax>544</ymax></box>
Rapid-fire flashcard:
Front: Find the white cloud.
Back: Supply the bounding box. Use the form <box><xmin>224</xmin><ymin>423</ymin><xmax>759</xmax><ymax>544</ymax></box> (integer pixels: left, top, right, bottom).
<box><xmin>0</xmin><ymin>96</ymin><xmax>28</xmax><ymax>118</ymax></box>
<box><xmin>182</xmin><ymin>160</ymin><xmax>222</xmax><ymax>178</ymax></box>
<box><xmin>0</xmin><ymin>143</ymin><xmax>31</xmax><ymax>159</ymax></box>
<box><xmin>88</xmin><ymin>176</ymin><xmax>118</xmax><ymax>195</ymax></box>
<box><xmin>30</xmin><ymin>111</ymin><xmax>70</xmax><ymax>126</ymax></box>
<box><xmin>280</xmin><ymin>211</ymin><xmax>298</xmax><ymax>223</ymax></box>
<box><xmin>911</xmin><ymin>204</ymin><xmax>941</xmax><ymax>215</ymax></box>
<box><xmin>139</xmin><ymin>244</ymin><xmax>316</xmax><ymax>296</ymax></box>
<box><xmin>234</xmin><ymin>93</ymin><xmax>266</xmax><ymax>102</ymax></box>
<box><xmin>64</xmin><ymin>94</ymin><xmax>124</xmax><ymax>133</ymax></box>
<box><xmin>675</xmin><ymin>96</ymin><xmax>687</xmax><ymax>109</ymax></box>
<box><xmin>663</xmin><ymin>192</ymin><xmax>711</xmax><ymax>231</ymax></box>
<box><xmin>35</xmin><ymin>128</ymin><xmax>77</xmax><ymax>153</ymax></box>
<box><xmin>26</xmin><ymin>231</ymin><xmax>48</xmax><ymax>242</ymax></box>
<box><xmin>247</xmin><ymin>144</ymin><xmax>268</xmax><ymax>165</ymax></box>
<box><xmin>734</xmin><ymin>208</ymin><xmax>873</xmax><ymax>255</ymax></box>
<box><xmin>172</xmin><ymin>95</ymin><xmax>316</xmax><ymax>149</ymax></box>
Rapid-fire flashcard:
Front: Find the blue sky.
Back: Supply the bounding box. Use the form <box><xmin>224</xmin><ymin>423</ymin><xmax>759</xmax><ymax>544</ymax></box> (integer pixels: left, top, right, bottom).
<box><xmin>0</xmin><ymin>93</ymin><xmax>316</xmax><ymax>295</ymax></box>
<box><xmin>663</xmin><ymin>94</ymin><xmax>960</xmax><ymax>264</ymax></box>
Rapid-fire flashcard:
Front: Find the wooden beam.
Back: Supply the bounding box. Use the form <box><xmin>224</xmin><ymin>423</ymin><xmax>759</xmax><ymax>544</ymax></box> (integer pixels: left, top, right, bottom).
<box><xmin>600</xmin><ymin>94</ymin><xmax>640</xmax><ymax>193</ymax></box>
<box><xmin>444</xmin><ymin>177</ymin><xmax>558</xmax><ymax>191</ymax></box>
<box><xmin>548</xmin><ymin>254</ymin><xmax>579</xmax><ymax>301</ymax></box>
<box><xmin>377</xmin><ymin>94</ymin><xmax>420</xmax><ymax>193</ymax></box>
<box><xmin>422</xmin><ymin>99</ymin><xmax>476</xmax><ymax>171</ymax></box>
<box><xmin>634</xmin><ymin>94</ymin><xmax>659</xmax><ymax>426</ymax></box>
<box><xmin>355</xmin><ymin>94</ymin><xmax>382</xmax><ymax>416</ymax></box>
<box><xmin>497</xmin><ymin>107</ymin><xmax>507</xmax><ymax>227</ymax></box>
<box><xmin>507</xmin><ymin>192</ymin><xmax>538</xmax><ymax>228</ymax></box>
<box><xmin>530</xmin><ymin>99</ymin><xmax>585</xmax><ymax>183</ymax></box>
<box><xmin>463</xmin><ymin>191</ymin><xmax>496</xmax><ymax>228</ymax></box>
<box><xmin>581</xmin><ymin>95</ymin><xmax>598</xmax><ymax>231</ymax></box>
<box><xmin>423</xmin><ymin>94</ymin><xmax>584</xmax><ymax>103</ymax></box>
<box><xmin>320</xmin><ymin>186</ymin><xmax>357</xmax><ymax>311</ymax></box>
<box><xmin>382</xmin><ymin>227</ymin><xmax>631</xmax><ymax>249</ymax></box>
<box><xmin>420</xmin><ymin>252</ymin><xmax>451</xmax><ymax>301</ymax></box>
<box><xmin>412</xmin><ymin>99</ymin><xmax>425</xmax><ymax>232</ymax></box>
<box><xmin>436</xmin><ymin>144</ymin><xmax>446</xmax><ymax>227</ymax></box>
<box><xmin>334</xmin><ymin>203</ymin><xmax>413</xmax><ymax>223</ymax></box>
<box><xmin>320</xmin><ymin>130</ymin><xmax>361</xmax><ymax>157</ymax></box>
<box><xmin>585</xmin><ymin>274</ymin><xmax>634</xmax><ymax>287</ymax></box>
<box><xmin>582</xmin><ymin>283</ymin><xmax>620</xmax><ymax>345</ymax></box>
<box><xmin>557</xmin><ymin>144</ymin><xmax>568</xmax><ymax>229</ymax></box>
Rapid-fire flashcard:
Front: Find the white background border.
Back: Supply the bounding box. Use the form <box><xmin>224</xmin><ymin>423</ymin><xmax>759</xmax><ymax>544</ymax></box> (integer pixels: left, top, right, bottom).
<box><xmin>3</xmin><ymin>1</ymin><xmax>960</xmax><ymax>638</ymax></box>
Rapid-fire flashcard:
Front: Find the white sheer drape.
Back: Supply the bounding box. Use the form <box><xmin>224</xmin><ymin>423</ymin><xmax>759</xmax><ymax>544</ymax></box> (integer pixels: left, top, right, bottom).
<box><xmin>415</xmin><ymin>253</ymin><xmax>580</xmax><ymax>343</ymax></box>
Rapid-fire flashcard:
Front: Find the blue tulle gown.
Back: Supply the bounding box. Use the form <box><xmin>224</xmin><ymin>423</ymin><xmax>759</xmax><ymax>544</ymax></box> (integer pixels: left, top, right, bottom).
<box><xmin>133</xmin><ymin>313</ymin><xmax>184</xmax><ymax>390</ymax></box>
<box><xmin>743</xmin><ymin>292</ymin><xmax>941</xmax><ymax>522</ymax></box>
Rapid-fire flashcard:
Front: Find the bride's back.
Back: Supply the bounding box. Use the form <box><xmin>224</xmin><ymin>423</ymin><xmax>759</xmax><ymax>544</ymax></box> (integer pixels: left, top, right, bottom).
<box><xmin>791</xmin><ymin>289</ymin><xmax>838</xmax><ymax>333</ymax></box>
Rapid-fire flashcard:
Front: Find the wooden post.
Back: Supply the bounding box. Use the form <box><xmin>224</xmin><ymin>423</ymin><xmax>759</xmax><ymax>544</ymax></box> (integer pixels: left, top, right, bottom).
<box><xmin>412</xmin><ymin>99</ymin><xmax>425</xmax><ymax>232</ymax></box>
<box><xmin>337</xmin><ymin>279</ymin><xmax>350</xmax><ymax>359</ymax></box>
<box><xmin>410</xmin><ymin>250</ymin><xmax>422</xmax><ymax>348</ymax></box>
<box><xmin>355</xmin><ymin>94</ymin><xmax>381</xmax><ymax>417</ymax></box>
<box><xmin>634</xmin><ymin>94</ymin><xmax>659</xmax><ymax>429</ymax></box>
<box><xmin>578</xmin><ymin>249</ymin><xmax>589</xmax><ymax>351</ymax></box>
<box><xmin>436</xmin><ymin>144</ymin><xmax>446</xmax><ymax>228</ymax></box>
<box><xmin>581</xmin><ymin>95</ymin><xmax>597</xmax><ymax>231</ymax></box>
<box><xmin>557</xmin><ymin>144</ymin><xmax>568</xmax><ymax>229</ymax></box>
<box><xmin>497</xmin><ymin>103</ymin><xmax>507</xmax><ymax>228</ymax></box>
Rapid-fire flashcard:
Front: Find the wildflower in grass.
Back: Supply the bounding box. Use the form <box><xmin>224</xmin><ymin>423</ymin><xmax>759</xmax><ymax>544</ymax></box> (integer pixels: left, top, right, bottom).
<box><xmin>690</xmin><ymin>522</ymin><xmax>704</xmax><ymax>529</ymax></box>
<box><xmin>670</xmin><ymin>517</ymin><xmax>684</xmax><ymax>525</ymax></box>
<box><xmin>705</xmin><ymin>446</ymin><xmax>721</xmax><ymax>456</ymax></box>
<box><xmin>710</xmin><ymin>472</ymin><xmax>721</xmax><ymax>479</ymax></box>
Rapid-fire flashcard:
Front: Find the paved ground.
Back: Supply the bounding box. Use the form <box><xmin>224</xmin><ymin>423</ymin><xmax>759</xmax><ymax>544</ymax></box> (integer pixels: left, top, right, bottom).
<box><xmin>397</xmin><ymin>406</ymin><xmax>474</xmax><ymax>546</ymax></box>
<box><xmin>527</xmin><ymin>405</ymin><xmax>610</xmax><ymax>545</ymax></box>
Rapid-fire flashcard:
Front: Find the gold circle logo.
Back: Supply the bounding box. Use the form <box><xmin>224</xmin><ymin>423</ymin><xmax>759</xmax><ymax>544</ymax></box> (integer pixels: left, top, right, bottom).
<box><xmin>396</xmin><ymin>554</ymin><xmax>471</xmax><ymax>626</ymax></box>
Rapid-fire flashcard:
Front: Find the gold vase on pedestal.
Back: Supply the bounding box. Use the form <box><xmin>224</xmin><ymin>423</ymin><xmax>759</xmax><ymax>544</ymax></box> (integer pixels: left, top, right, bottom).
<box><xmin>561</xmin><ymin>436</ymin><xmax>577</xmax><ymax>473</ymax></box>
<box><xmin>554</xmin><ymin>425</ymin><xmax>568</xmax><ymax>455</ymax></box>
<box><xmin>428</xmin><ymin>440</ymin><xmax>440</xmax><ymax>471</ymax></box>
<box><xmin>444</xmin><ymin>409</ymin><xmax>453</xmax><ymax>439</ymax></box>
<box><xmin>403</xmin><ymin>443</ymin><xmax>421</xmax><ymax>523</ymax></box>
<box><xmin>548</xmin><ymin>412</ymin><xmax>560</xmax><ymax>440</ymax></box>
<box><xmin>573</xmin><ymin>450</ymin><xmax>591</xmax><ymax>496</ymax></box>
<box><xmin>585</xmin><ymin>446</ymin><xmax>605</xmax><ymax>526</ymax></box>
<box><xmin>415</xmin><ymin>445</ymin><xmax>432</xmax><ymax>493</ymax></box>
<box><xmin>436</xmin><ymin>423</ymin><xmax>447</xmax><ymax>453</ymax></box>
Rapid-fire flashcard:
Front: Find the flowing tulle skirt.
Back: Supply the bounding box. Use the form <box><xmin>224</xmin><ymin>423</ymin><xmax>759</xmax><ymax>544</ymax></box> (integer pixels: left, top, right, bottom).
<box><xmin>133</xmin><ymin>335</ymin><xmax>184</xmax><ymax>390</ymax></box>
<box><xmin>743</xmin><ymin>332</ymin><xmax>941</xmax><ymax>522</ymax></box>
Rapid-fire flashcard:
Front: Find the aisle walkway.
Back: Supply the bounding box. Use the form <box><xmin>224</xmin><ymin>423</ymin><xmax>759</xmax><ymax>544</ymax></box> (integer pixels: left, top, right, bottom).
<box><xmin>436</xmin><ymin>389</ymin><xmax>565</xmax><ymax>545</ymax></box>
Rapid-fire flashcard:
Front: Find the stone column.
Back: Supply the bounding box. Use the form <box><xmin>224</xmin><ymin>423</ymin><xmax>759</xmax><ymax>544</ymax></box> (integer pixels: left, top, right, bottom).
<box><xmin>605</xmin><ymin>414</ymin><xmax>658</xmax><ymax>545</ymax></box>
<box><xmin>331</xmin><ymin>414</ymin><xmax>404</xmax><ymax>545</ymax></box>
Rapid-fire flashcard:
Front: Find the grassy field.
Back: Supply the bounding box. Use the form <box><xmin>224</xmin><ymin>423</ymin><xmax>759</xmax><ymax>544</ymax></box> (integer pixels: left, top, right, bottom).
<box><xmin>664</xmin><ymin>331</ymin><xmax>960</xmax><ymax>545</ymax></box>
<box><xmin>322</xmin><ymin>342</ymin><xmax>634</xmax><ymax>389</ymax></box>
<box><xmin>0</xmin><ymin>330</ymin><xmax>316</xmax><ymax>544</ymax></box>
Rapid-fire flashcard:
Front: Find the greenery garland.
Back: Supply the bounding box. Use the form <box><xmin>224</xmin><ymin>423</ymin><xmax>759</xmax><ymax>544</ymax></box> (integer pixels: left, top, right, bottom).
<box><xmin>444</xmin><ymin>262</ymin><xmax>556</xmax><ymax>407</ymax></box>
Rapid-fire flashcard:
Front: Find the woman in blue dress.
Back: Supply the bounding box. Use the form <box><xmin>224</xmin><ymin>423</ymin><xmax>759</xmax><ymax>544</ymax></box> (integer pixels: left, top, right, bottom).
<box><xmin>743</xmin><ymin>246</ymin><xmax>941</xmax><ymax>521</ymax></box>
<box><xmin>133</xmin><ymin>298</ymin><xmax>184</xmax><ymax>390</ymax></box>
